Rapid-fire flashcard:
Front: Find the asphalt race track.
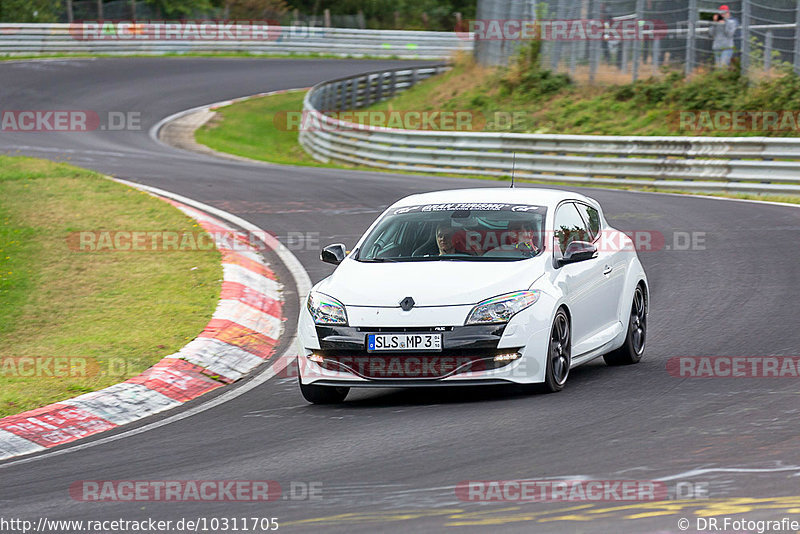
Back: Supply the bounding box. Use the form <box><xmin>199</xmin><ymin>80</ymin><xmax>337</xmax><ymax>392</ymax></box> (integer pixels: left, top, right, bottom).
<box><xmin>2</xmin><ymin>57</ymin><xmax>800</xmax><ymax>533</ymax></box>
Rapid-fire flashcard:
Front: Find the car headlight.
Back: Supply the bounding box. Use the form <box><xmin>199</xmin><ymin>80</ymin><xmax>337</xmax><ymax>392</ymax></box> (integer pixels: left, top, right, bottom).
<box><xmin>465</xmin><ymin>291</ymin><xmax>540</xmax><ymax>325</ymax></box>
<box><xmin>307</xmin><ymin>291</ymin><xmax>348</xmax><ymax>325</ymax></box>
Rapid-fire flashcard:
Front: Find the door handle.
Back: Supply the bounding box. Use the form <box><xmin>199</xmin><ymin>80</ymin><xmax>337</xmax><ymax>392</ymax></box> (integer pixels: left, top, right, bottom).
<box><xmin>603</xmin><ymin>265</ymin><xmax>613</xmax><ymax>275</ymax></box>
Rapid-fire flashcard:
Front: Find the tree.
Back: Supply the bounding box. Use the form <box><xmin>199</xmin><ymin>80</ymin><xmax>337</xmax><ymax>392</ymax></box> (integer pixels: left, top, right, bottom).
<box><xmin>143</xmin><ymin>0</ymin><xmax>214</xmax><ymax>18</ymax></box>
<box><xmin>225</xmin><ymin>0</ymin><xmax>289</xmax><ymax>20</ymax></box>
<box><xmin>0</xmin><ymin>0</ymin><xmax>59</xmax><ymax>22</ymax></box>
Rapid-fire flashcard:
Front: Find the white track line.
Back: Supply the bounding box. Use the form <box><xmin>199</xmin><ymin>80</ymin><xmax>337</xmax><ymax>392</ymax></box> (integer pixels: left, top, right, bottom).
<box><xmin>654</xmin><ymin>465</ymin><xmax>800</xmax><ymax>482</ymax></box>
<box><xmin>0</xmin><ymin>181</ymin><xmax>311</xmax><ymax>469</ymax></box>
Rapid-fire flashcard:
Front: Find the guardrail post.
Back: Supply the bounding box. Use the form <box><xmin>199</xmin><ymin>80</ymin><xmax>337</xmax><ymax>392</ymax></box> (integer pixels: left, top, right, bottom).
<box><xmin>376</xmin><ymin>72</ymin><xmax>384</xmax><ymax>102</ymax></box>
<box><xmin>337</xmin><ymin>81</ymin><xmax>345</xmax><ymax>111</ymax></box>
<box><xmin>686</xmin><ymin>0</ymin><xmax>697</xmax><ymax>76</ymax></box>
<box><xmin>350</xmin><ymin>78</ymin><xmax>358</xmax><ymax>109</ymax></box>
<box><xmin>764</xmin><ymin>30</ymin><xmax>773</xmax><ymax>73</ymax></box>
<box><xmin>364</xmin><ymin>74</ymin><xmax>373</xmax><ymax>107</ymax></box>
<box><xmin>390</xmin><ymin>70</ymin><xmax>397</xmax><ymax>97</ymax></box>
<box><xmin>794</xmin><ymin>0</ymin><xmax>800</xmax><ymax>75</ymax></box>
<box><xmin>741</xmin><ymin>0</ymin><xmax>751</xmax><ymax>78</ymax></box>
<box><xmin>411</xmin><ymin>68</ymin><xmax>419</xmax><ymax>87</ymax></box>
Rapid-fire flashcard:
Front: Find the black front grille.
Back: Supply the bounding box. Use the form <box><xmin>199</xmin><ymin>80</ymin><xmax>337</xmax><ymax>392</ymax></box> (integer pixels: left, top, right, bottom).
<box><xmin>315</xmin><ymin>324</ymin><xmax>507</xmax><ymax>352</ymax></box>
<box><xmin>354</xmin><ymin>326</ymin><xmax>454</xmax><ymax>333</ymax></box>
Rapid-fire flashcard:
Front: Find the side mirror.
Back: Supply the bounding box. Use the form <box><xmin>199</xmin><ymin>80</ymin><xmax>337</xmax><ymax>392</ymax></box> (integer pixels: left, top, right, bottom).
<box><xmin>558</xmin><ymin>241</ymin><xmax>597</xmax><ymax>266</ymax></box>
<box><xmin>320</xmin><ymin>243</ymin><xmax>347</xmax><ymax>265</ymax></box>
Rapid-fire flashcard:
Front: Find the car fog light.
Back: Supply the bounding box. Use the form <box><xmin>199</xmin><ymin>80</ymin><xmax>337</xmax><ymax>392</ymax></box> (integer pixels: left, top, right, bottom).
<box><xmin>493</xmin><ymin>352</ymin><xmax>521</xmax><ymax>362</ymax></box>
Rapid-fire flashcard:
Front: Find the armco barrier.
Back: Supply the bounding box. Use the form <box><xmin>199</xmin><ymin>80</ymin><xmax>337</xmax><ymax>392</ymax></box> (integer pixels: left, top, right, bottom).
<box><xmin>0</xmin><ymin>23</ymin><xmax>470</xmax><ymax>59</ymax></box>
<box><xmin>299</xmin><ymin>65</ymin><xmax>800</xmax><ymax>195</ymax></box>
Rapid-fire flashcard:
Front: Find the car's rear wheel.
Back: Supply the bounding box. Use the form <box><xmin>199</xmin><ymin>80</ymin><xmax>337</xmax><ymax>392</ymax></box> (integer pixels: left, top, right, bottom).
<box><xmin>544</xmin><ymin>309</ymin><xmax>571</xmax><ymax>392</ymax></box>
<box><xmin>604</xmin><ymin>285</ymin><xmax>647</xmax><ymax>366</ymax></box>
<box><xmin>299</xmin><ymin>378</ymin><xmax>349</xmax><ymax>404</ymax></box>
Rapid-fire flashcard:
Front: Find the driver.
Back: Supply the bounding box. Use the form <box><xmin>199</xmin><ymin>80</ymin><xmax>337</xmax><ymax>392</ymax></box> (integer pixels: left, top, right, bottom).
<box><xmin>436</xmin><ymin>223</ymin><xmax>456</xmax><ymax>255</ymax></box>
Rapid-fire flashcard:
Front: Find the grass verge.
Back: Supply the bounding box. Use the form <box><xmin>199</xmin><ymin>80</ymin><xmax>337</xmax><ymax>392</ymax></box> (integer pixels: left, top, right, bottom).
<box><xmin>0</xmin><ymin>156</ymin><xmax>222</xmax><ymax>417</ymax></box>
<box><xmin>196</xmin><ymin>90</ymin><xmax>336</xmax><ymax>167</ymax></box>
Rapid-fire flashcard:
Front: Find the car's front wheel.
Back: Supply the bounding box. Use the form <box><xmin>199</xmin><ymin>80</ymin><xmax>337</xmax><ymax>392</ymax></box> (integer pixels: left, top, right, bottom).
<box><xmin>544</xmin><ymin>308</ymin><xmax>571</xmax><ymax>392</ymax></box>
<box><xmin>298</xmin><ymin>378</ymin><xmax>349</xmax><ymax>404</ymax></box>
<box><xmin>604</xmin><ymin>285</ymin><xmax>647</xmax><ymax>366</ymax></box>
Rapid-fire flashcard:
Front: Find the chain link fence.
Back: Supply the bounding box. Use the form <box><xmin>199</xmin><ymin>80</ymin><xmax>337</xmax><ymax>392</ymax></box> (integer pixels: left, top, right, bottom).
<box><xmin>474</xmin><ymin>0</ymin><xmax>800</xmax><ymax>82</ymax></box>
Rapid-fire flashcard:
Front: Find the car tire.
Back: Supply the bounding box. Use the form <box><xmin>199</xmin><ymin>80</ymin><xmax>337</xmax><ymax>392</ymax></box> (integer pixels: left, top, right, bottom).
<box><xmin>543</xmin><ymin>308</ymin><xmax>571</xmax><ymax>392</ymax></box>
<box><xmin>299</xmin><ymin>378</ymin><xmax>349</xmax><ymax>404</ymax></box>
<box><xmin>604</xmin><ymin>285</ymin><xmax>647</xmax><ymax>366</ymax></box>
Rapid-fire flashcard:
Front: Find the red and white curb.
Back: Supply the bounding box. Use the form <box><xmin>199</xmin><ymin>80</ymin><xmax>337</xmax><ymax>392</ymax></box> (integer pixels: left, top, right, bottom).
<box><xmin>0</xmin><ymin>196</ymin><xmax>285</xmax><ymax>461</ymax></box>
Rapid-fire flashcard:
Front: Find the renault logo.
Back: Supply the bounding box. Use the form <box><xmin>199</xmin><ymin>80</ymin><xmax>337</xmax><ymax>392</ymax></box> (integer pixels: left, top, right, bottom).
<box><xmin>400</xmin><ymin>297</ymin><xmax>415</xmax><ymax>311</ymax></box>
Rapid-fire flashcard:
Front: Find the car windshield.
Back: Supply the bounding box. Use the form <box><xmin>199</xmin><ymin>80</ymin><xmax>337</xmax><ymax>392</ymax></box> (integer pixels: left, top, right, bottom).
<box><xmin>355</xmin><ymin>203</ymin><xmax>548</xmax><ymax>262</ymax></box>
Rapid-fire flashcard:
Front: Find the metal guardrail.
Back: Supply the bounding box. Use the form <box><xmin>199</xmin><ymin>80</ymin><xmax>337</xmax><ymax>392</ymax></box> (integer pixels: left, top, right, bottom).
<box><xmin>299</xmin><ymin>65</ymin><xmax>800</xmax><ymax>195</ymax></box>
<box><xmin>0</xmin><ymin>23</ymin><xmax>471</xmax><ymax>59</ymax></box>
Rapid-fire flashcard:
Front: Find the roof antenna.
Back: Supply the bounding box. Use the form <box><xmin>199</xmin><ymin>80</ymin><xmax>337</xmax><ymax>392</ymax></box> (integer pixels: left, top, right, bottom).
<box><xmin>510</xmin><ymin>152</ymin><xmax>517</xmax><ymax>188</ymax></box>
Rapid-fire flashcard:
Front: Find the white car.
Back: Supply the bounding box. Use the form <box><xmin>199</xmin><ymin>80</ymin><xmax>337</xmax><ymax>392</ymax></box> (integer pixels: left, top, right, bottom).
<box><xmin>297</xmin><ymin>188</ymin><xmax>648</xmax><ymax>404</ymax></box>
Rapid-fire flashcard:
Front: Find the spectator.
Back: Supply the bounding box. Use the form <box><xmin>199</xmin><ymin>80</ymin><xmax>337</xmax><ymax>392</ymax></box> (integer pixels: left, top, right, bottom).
<box><xmin>711</xmin><ymin>5</ymin><xmax>738</xmax><ymax>68</ymax></box>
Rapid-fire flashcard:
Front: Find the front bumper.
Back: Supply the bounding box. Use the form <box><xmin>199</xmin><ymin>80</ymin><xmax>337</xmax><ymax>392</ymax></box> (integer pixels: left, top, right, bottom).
<box><xmin>298</xmin><ymin>293</ymin><xmax>556</xmax><ymax>386</ymax></box>
<box><xmin>300</xmin><ymin>324</ymin><xmax>527</xmax><ymax>383</ymax></box>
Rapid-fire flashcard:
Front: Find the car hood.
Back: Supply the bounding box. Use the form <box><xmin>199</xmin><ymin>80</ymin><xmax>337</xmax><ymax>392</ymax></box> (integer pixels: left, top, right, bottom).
<box><xmin>316</xmin><ymin>257</ymin><xmax>546</xmax><ymax>307</ymax></box>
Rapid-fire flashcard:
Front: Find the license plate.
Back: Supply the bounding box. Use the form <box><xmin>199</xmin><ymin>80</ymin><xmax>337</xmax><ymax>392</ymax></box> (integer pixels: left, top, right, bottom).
<box><xmin>367</xmin><ymin>333</ymin><xmax>442</xmax><ymax>352</ymax></box>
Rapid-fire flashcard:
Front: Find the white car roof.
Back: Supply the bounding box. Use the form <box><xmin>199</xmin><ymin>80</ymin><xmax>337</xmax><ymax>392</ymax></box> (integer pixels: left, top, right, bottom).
<box><xmin>391</xmin><ymin>188</ymin><xmax>595</xmax><ymax>209</ymax></box>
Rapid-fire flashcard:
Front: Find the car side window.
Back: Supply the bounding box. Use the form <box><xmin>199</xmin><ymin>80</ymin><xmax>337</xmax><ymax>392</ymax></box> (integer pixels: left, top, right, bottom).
<box><xmin>554</xmin><ymin>203</ymin><xmax>591</xmax><ymax>254</ymax></box>
<box><xmin>574</xmin><ymin>203</ymin><xmax>601</xmax><ymax>241</ymax></box>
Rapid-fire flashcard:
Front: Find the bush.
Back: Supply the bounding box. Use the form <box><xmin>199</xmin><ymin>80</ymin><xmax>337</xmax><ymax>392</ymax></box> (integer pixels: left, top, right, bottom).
<box><xmin>500</xmin><ymin>38</ymin><xmax>572</xmax><ymax>99</ymax></box>
<box><xmin>665</xmin><ymin>68</ymin><xmax>744</xmax><ymax>110</ymax></box>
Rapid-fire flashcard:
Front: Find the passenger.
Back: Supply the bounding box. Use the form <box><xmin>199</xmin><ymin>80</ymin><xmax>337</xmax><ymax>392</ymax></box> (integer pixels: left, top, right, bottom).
<box><xmin>508</xmin><ymin>221</ymin><xmax>539</xmax><ymax>253</ymax></box>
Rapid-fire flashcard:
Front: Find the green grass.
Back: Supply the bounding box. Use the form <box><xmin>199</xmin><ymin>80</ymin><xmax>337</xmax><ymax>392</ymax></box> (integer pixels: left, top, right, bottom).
<box><xmin>0</xmin><ymin>156</ymin><xmax>222</xmax><ymax>417</ymax></box>
<box><xmin>196</xmin><ymin>90</ymin><xmax>338</xmax><ymax>167</ymax></box>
